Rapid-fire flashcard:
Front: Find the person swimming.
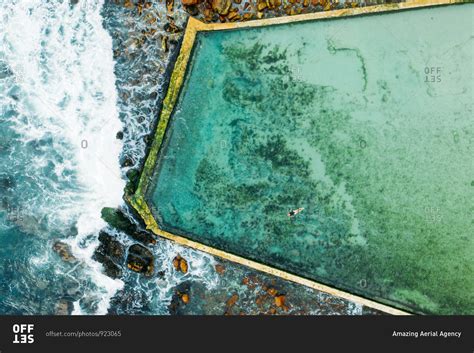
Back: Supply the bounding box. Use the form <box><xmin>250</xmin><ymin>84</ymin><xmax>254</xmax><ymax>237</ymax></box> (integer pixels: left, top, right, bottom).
<box><xmin>288</xmin><ymin>207</ymin><xmax>304</xmax><ymax>218</ymax></box>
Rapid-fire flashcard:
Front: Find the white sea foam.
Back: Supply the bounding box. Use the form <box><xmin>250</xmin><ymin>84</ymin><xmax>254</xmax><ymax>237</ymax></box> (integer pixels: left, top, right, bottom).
<box><xmin>1</xmin><ymin>0</ymin><xmax>125</xmax><ymax>314</ymax></box>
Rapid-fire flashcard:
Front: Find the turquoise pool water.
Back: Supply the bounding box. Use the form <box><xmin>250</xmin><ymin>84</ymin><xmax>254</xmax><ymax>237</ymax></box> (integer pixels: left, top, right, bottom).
<box><xmin>149</xmin><ymin>4</ymin><xmax>474</xmax><ymax>314</ymax></box>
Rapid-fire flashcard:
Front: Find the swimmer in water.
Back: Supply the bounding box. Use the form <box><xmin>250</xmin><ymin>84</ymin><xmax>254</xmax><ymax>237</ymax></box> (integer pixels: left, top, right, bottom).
<box><xmin>288</xmin><ymin>207</ymin><xmax>304</xmax><ymax>218</ymax></box>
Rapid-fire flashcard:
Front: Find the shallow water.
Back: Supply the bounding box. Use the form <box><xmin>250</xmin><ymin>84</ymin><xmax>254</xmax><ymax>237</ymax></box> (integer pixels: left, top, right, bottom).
<box><xmin>150</xmin><ymin>4</ymin><xmax>474</xmax><ymax>314</ymax></box>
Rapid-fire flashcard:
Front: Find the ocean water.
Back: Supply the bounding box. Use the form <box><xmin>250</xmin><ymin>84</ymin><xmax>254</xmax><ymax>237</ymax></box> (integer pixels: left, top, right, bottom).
<box><xmin>0</xmin><ymin>0</ymin><xmax>125</xmax><ymax>314</ymax></box>
<box><xmin>150</xmin><ymin>4</ymin><xmax>474</xmax><ymax>314</ymax></box>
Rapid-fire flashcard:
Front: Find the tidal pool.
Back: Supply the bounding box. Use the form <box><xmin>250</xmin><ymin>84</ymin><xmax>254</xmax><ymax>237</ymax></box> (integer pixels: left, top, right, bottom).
<box><xmin>148</xmin><ymin>4</ymin><xmax>474</xmax><ymax>314</ymax></box>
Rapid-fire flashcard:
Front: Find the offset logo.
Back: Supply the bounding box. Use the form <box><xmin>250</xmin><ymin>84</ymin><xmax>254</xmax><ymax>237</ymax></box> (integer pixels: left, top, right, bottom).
<box><xmin>12</xmin><ymin>324</ymin><xmax>34</xmax><ymax>344</ymax></box>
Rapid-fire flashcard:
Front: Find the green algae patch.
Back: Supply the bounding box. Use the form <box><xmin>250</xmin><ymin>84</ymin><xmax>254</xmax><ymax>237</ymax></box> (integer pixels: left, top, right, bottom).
<box><xmin>144</xmin><ymin>4</ymin><xmax>474</xmax><ymax>314</ymax></box>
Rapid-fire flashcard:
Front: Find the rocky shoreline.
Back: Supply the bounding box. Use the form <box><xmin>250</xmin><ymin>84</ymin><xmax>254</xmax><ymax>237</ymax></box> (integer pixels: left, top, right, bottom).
<box><xmin>49</xmin><ymin>204</ymin><xmax>378</xmax><ymax>315</ymax></box>
<box><xmin>123</xmin><ymin>0</ymin><xmax>404</xmax><ymax>25</ymax></box>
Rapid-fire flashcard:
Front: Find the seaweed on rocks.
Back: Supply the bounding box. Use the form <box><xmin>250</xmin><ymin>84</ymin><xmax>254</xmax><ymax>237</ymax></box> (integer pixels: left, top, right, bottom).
<box><xmin>124</xmin><ymin>168</ymin><xmax>140</xmax><ymax>196</ymax></box>
<box><xmin>101</xmin><ymin>207</ymin><xmax>156</xmax><ymax>245</ymax></box>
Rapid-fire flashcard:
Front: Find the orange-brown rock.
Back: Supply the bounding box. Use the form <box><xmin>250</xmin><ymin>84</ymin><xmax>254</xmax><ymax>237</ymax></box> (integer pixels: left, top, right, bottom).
<box><xmin>181</xmin><ymin>293</ymin><xmax>190</xmax><ymax>304</ymax></box>
<box><xmin>227</xmin><ymin>9</ymin><xmax>239</xmax><ymax>20</ymax></box>
<box><xmin>172</xmin><ymin>254</ymin><xmax>188</xmax><ymax>273</ymax></box>
<box><xmin>257</xmin><ymin>0</ymin><xmax>267</xmax><ymax>11</ymax></box>
<box><xmin>215</xmin><ymin>264</ymin><xmax>226</xmax><ymax>274</ymax></box>
<box><xmin>166</xmin><ymin>0</ymin><xmax>174</xmax><ymax>13</ymax></box>
<box><xmin>172</xmin><ymin>256</ymin><xmax>180</xmax><ymax>270</ymax></box>
<box><xmin>182</xmin><ymin>0</ymin><xmax>200</xmax><ymax>5</ymax></box>
<box><xmin>275</xmin><ymin>295</ymin><xmax>286</xmax><ymax>307</ymax></box>
<box><xmin>242</xmin><ymin>12</ymin><xmax>253</xmax><ymax>20</ymax></box>
<box><xmin>127</xmin><ymin>262</ymin><xmax>143</xmax><ymax>272</ymax></box>
<box><xmin>179</xmin><ymin>258</ymin><xmax>188</xmax><ymax>273</ymax></box>
<box><xmin>226</xmin><ymin>293</ymin><xmax>239</xmax><ymax>308</ymax></box>
<box><xmin>53</xmin><ymin>241</ymin><xmax>76</xmax><ymax>263</ymax></box>
<box><xmin>146</xmin><ymin>14</ymin><xmax>157</xmax><ymax>25</ymax></box>
<box><xmin>242</xmin><ymin>277</ymin><xmax>249</xmax><ymax>285</ymax></box>
<box><xmin>266</xmin><ymin>0</ymin><xmax>280</xmax><ymax>9</ymax></box>
<box><xmin>212</xmin><ymin>0</ymin><xmax>232</xmax><ymax>15</ymax></box>
<box><xmin>267</xmin><ymin>287</ymin><xmax>278</xmax><ymax>296</ymax></box>
<box><xmin>303</xmin><ymin>0</ymin><xmax>309</xmax><ymax>7</ymax></box>
<box><xmin>161</xmin><ymin>36</ymin><xmax>169</xmax><ymax>53</ymax></box>
<box><xmin>126</xmin><ymin>244</ymin><xmax>154</xmax><ymax>276</ymax></box>
<box><xmin>227</xmin><ymin>13</ymin><xmax>241</xmax><ymax>21</ymax></box>
<box><xmin>203</xmin><ymin>8</ymin><xmax>213</xmax><ymax>21</ymax></box>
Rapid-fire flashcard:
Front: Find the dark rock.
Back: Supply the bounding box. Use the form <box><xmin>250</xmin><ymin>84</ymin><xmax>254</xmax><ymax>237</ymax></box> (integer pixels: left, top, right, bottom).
<box><xmin>168</xmin><ymin>281</ymin><xmax>191</xmax><ymax>314</ymax></box>
<box><xmin>164</xmin><ymin>22</ymin><xmax>181</xmax><ymax>34</ymax></box>
<box><xmin>124</xmin><ymin>168</ymin><xmax>140</xmax><ymax>195</ymax></box>
<box><xmin>149</xmin><ymin>91</ymin><xmax>158</xmax><ymax>100</ymax></box>
<box><xmin>52</xmin><ymin>241</ymin><xmax>77</xmax><ymax>263</ymax></box>
<box><xmin>101</xmin><ymin>207</ymin><xmax>134</xmax><ymax>233</ymax></box>
<box><xmin>215</xmin><ymin>264</ymin><xmax>225</xmax><ymax>274</ymax></box>
<box><xmin>184</xmin><ymin>4</ymin><xmax>199</xmax><ymax>16</ymax></box>
<box><xmin>101</xmin><ymin>207</ymin><xmax>156</xmax><ymax>245</ymax></box>
<box><xmin>130</xmin><ymin>230</ymin><xmax>156</xmax><ymax>245</ymax></box>
<box><xmin>169</xmin><ymin>39</ymin><xmax>178</xmax><ymax>48</ymax></box>
<box><xmin>55</xmin><ymin>299</ymin><xmax>73</xmax><ymax>315</ymax></box>
<box><xmin>126</xmin><ymin>244</ymin><xmax>154</xmax><ymax>276</ymax></box>
<box><xmin>120</xmin><ymin>156</ymin><xmax>135</xmax><ymax>168</ymax></box>
<box><xmin>143</xmin><ymin>134</ymin><xmax>151</xmax><ymax>144</ymax></box>
<box><xmin>96</xmin><ymin>255</ymin><xmax>122</xmax><ymax>279</ymax></box>
<box><xmin>116</xmin><ymin>131</ymin><xmax>124</xmax><ymax>140</ymax></box>
<box><xmin>126</xmin><ymin>168</ymin><xmax>140</xmax><ymax>184</ymax></box>
<box><xmin>93</xmin><ymin>231</ymin><xmax>125</xmax><ymax>279</ymax></box>
<box><xmin>97</xmin><ymin>231</ymin><xmax>125</xmax><ymax>261</ymax></box>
